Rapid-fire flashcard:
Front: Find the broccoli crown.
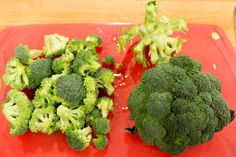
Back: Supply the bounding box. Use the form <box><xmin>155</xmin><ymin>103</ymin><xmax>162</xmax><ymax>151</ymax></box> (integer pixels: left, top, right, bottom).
<box><xmin>29</xmin><ymin>105</ymin><xmax>59</xmax><ymax>135</ymax></box>
<box><xmin>57</xmin><ymin>105</ymin><xmax>86</xmax><ymax>132</ymax></box>
<box><xmin>103</xmin><ymin>55</ymin><xmax>115</xmax><ymax>66</ymax></box>
<box><xmin>94</xmin><ymin>69</ymin><xmax>115</xmax><ymax>96</ymax></box>
<box><xmin>2</xmin><ymin>89</ymin><xmax>33</xmax><ymax>135</ymax></box>
<box><xmin>128</xmin><ymin>55</ymin><xmax>235</xmax><ymax>155</ymax></box>
<box><xmin>66</xmin><ymin>127</ymin><xmax>92</xmax><ymax>151</ymax></box>
<box><xmin>55</xmin><ymin>74</ymin><xmax>86</xmax><ymax>108</ymax></box>
<box><xmin>3</xmin><ymin>58</ymin><xmax>29</xmax><ymax>90</ymax></box>
<box><xmin>52</xmin><ymin>56</ymin><xmax>72</xmax><ymax>75</ymax></box>
<box><xmin>32</xmin><ymin>77</ymin><xmax>55</xmax><ymax>108</ymax></box>
<box><xmin>27</xmin><ymin>58</ymin><xmax>52</xmax><ymax>89</ymax></box>
<box><xmin>92</xmin><ymin>117</ymin><xmax>110</xmax><ymax>135</ymax></box>
<box><xmin>97</xmin><ymin>97</ymin><xmax>113</xmax><ymax>118</ymax></box>
<box><xmin>44</xmin><ymin>34</ymin><xmax>69</xmax><ymax>57</ymax></box>
<box><xmin>85</xmin><ymin>34</ymin><xmax>102</xmax><ymax>47</ymax></box>
<box><xmin>93</xmin><ymin>135</ymin><xmax>108</xmax><ymax>150</ymax></box>
<box><xmin>72</xmin><ymin>50</ymin><xmax>101</xmax><ymax>76</ymax></box>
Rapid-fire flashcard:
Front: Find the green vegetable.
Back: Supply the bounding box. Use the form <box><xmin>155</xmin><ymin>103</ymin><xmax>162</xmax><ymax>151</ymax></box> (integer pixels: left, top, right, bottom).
<box><xmin>95</xmin><ymin>69</ymin><xmax>115</xmax><ymax>96</ymax></box>
<box><xmin>15</xmin><ymin>44</ymin><xmax>43</xmax><ymax>65</ymax></box>
<box><xmin>128</xmin><ymin>55</ymin><xmax>235</xmax><ymax>155</ymax></box>
<box><xmin>27</xmin><ymin>58</ymin><xmax>53</xmax><ymax>89</ymax></box>
<box><xmin>97</xmin><ymin>97</ymin><xmax>113</xmax><ymax>118</ymax></box>
<box><xmin>2</xmin><ymin>89</ymin><xmax>32</xmax><ymax>135</ymax></box>
<box><xmin>118</xmin><ymin>1</ymin><xmax>187</xmax><ymax>67</ymax></box>
<box><xmin>85</xmin><ymin>34</ymin><xmax>102</xmax><ymax>47</ymax></box>
<box><xmin>66</xmin><ymin>127</ymin><xmax>92</xmax><ymax>151</ymax></box>
<box><xmin>93</xmin><ymin>134</ymin><xmax>108</xmax><ymax>150</ymax></box>
<box><xmin>93</xmin><ymin>117</ymin><xmax>110</xmax><ymax>135</ymax></box>
<box><xmin>103</xmin><ymin>55</ymin><xmax>115</xmax><ymax>66</ymax></box>
<box><xmin>3</xmin><ymin>58</ymin><xmax>29</xmax><ymax>90</ymax></box>
<box><xmin>44</xmin><ymin>34</ymin><xmax>69</xmax><ymax>57</ymax></box>
<box><xmin>29</xmin><ymin>105</ymin><xmax>59</xmax><ymax>135</ymax></box>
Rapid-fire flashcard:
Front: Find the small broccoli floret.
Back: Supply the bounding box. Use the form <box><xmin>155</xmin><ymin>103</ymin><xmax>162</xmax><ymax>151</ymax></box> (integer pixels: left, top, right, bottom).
<box><xmin>93</xmin><ymin>135</ymin><xmax>108</xmax><ymax>150</ymax></box>
<box><xmin>29</xmin><ymin>105</ymin><xmax>59</xmax><ymax>135</ymax></box>
<box><xmin>97</xmin><ymin>97</ymin><xmax>113</xmax><ymax>118</ymax></box>
<box><xmin>3</xmin><ymin>58</ymin><xmax>29</xmax><ymax>90</ymax></box>
<box><xmin>86</xmin><ymin>108</ymin><xmax>102</xmax><ymax>125</ymax></box>
<box><xmin>66</xmin><ymin>39</ymin><xmax>85</xmax><ymax>56</ymax></box>
<box><xmin>72</xmin><ymin>50</ymin><xmax>101</xmax><ymax>76</ymax></box>
<box><xmin>66</xmin><ymin>127</ymin><xmax>92</xmax><ymax>151</ymax></box>
<box><xmin>83</xmin><ymin>76</ymin><xmax>98</xmax><ymax>113</ymax></box>
<box><xmin>32</xmin><ymin>78</ymin><xmax>55</xmax><ymax>108</ymax></box>
<box><xmin>52</xmin><ymin>56</ymin><xmax>72</xmax><ymax>75</ymax></box>
<box><xmin>15</xmin><ymin>44</ymin><xmax>43</xmax><ymax>65</ymax></box>
<box><xmin>85</xmin><ymin>34</ymin><xmax>102</xmax><ymax>47</ymax></box>
<box><xmin>44</xmin><ymin>34</ymin><xmax>69</xmax><ymax>57</ymax></box>
<box><xmin>95</xmin><ymin>69</ymin><xmax>115</xmax><ymax>96</ymax></box>
<box><xmin>128</xmin><ymin>55</ymin><xmax>235</xmax><ymax>155</ymax></box>
<box><xmin>2</xmin><ymin>89</ymin><xmax>32</xmax><ymax>135</ymax></box>
<box><xmin>93</xmin><ymin>117</ymin><xmax>110</xmax><ymax>135</ymax></box>
<box><xmin>103</xmin><ymin>55</ymin><xmax>115</xmax><ymax>66</ymax></box>
<box><xmin>27</xmin><ymin>58</ymin><xmax>52</xmax><ymax>89</ymax></box>
<box><xmin>57</xmin><ymin>105</ymin><xmax>85</xmax><ymax>132</ymax></box>
<box><xmin>54</xmin><ymin>74</ymin><xmax>86</xmax><ymax>108</ymax></box>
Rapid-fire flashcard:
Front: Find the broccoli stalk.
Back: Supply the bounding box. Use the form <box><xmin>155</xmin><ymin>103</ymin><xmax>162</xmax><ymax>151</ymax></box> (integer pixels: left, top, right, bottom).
<box><xmin>117</xmin><ymin>0</ymin><xmax>187</xmax><ymax>66</ymax></box>
<box><xmin>93</xmin><ymin>135</ymin><xmax>108</xmax><ymax>150</ymax></box>
<box><xmin>97</xmin><ymin>97</ymin><xmax>113</xmax><ymax>118</ymax></box>
<box><xmin>66</xmin><ymin>127</ymin><xmax>92</xmax><ymax>151</ymax></box>
<box><xmin>2</xmin><ymin>89</ymin><xmax>33</xmax><ymax>135</ymax></box>
<box><xmin>57</xmin><ymin>105</ymin><xmax>86</xmax><ymax>133</ymax></box>
<box><xmin>3</xmin><ymin>58</ymin><xmax>29</xmax><ymax>90</ymax></box>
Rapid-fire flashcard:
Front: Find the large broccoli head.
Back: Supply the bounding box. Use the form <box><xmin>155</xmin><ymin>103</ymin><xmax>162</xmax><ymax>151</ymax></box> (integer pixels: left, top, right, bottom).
<box><xmin>128</xmin><ymin>56</ymin><xmax>235</xmax><ymax>155</ymax></box>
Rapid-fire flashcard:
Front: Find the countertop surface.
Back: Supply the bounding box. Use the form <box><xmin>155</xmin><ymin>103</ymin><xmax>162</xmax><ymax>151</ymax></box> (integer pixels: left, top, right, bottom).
<box><xmin>0</xmin><ymin>0</ymin><xmax>235</xmax><ymax>48</ymax></box>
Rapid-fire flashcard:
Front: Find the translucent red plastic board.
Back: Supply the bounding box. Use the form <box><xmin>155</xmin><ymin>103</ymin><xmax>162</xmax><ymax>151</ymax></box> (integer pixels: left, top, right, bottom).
<box><xmin>0</xmin><ymin>24</ymin><xmax>236</xmax><ymax>157</ymax></box>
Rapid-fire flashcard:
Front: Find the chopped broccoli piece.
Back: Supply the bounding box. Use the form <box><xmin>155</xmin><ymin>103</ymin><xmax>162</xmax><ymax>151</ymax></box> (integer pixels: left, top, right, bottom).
<box><xmin>32</xmin><ymin>78</ymin><xmax>55</xmax><ymax>108</ymax></box>
<box><xmin>93</xmin><ymin>117</ymin><xmax>110</xmax><ymax>135</ymax></box>
<box><xmin>85</xmin><ymin>34</ymin><xmax>102</xmax><ymax>47</ymax></box>
<box><xmin>117</xmin><ymin>0</ymin><xmax>187</xmax><ymax>66</ymax></box>
<box><xmin>86</xmin><ymin>108</ymin><xmax>102</xmax><ymax>125</ymax></box>
<box><xmin>2</xmin><ymin>89</ymin><xmax>32</xmax><ymax>135</ymax></box>
<box><xmin>15</xmin><ymin>44</ymin><xmax>43</xmax><ymax>65</ymax></box>
<box><xmin>3</xmin><ymin>58</ymin><xmax>29</xmax><ymax>90</ymax></box>
<box><xmin>97</xmin><ymin>97</ymin><xmax>113</xmax><ymax>118</ymax></box>
<box><xmin>115</xmin><ymin>63</ymin><xmax>123</xmax><ymax>71</ymax></box>
<box><xmin>66</xmin><ymin>39</ymin><xmax>85</xmax><ymax>56</ymax></box>
<box><xmin>52</xmin><ymin>55</ymin><xmax>72</xmax><ymax>75</ymax></box>
<box><xmin>72</xmin><ymin>50</ymin><xmax>101</xmax><ymax>76</ymax></box>
<box><xmin>128</xmin><ymin>55</ymin><xmax>235</xmax><ymax>155</ymax></box>
<box><xmin>103</xmin><ymin>55</ymin><xmax>115</xmax><ymax>66</ymax></box>
<box><xmin>44</xmin><ymin>34</ymin><xmax>69</xmax><ymax>57</ymax></box>
<box><xmin>27</xmin><ymin>58</ymin><xmax>52</xmax><ymax>89</ymax></box>
<box><xmin>66</xmin><ymin>127</ymin><xmax>92</xmax><ymax>151</ymax></box>
<box><xmin>29</xmin><ymin>105</ymin><xmax>59</xmax><ymax>135</ymax></box>
<box><xmin>57</xmin><ymin>105</ymin><xmax>86</xmax><ymax>132</ymax></box>
<box><xmin>54</xmin><ymin>74</ymin><xmax>86</xmax><ymax>108</ymax></box>
<box><xmin>95</xmin><ymin>69</ymin><xmax>115</xmax><ymax>95</ymax></box>
<box><xmin>93</xmin><ymin>135</ymin><xmax>108</xmax><ymax>150</ymax></box>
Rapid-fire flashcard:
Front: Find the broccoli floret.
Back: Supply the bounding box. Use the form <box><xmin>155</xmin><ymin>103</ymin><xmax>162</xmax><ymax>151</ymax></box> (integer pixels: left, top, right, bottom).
<box><xmin>86</xmin><ymin>108</ymin><xmax>102</xmax><ymax>125</ymax></box>
<box><xmin>72</xmin><ymin>50</ymin><xmax>101</xmax><ymax>76</ymax></box>
<box><xmin>128</xmin><ymin>55</ymin><xmax>235</xmax><ymax>155</ymax></box>
<box><xmin>2</xmin><ymin>89</ymin><xmax>32</xmax><ymax>135</ymax></box>
<box><xmin>117</xmin><ymin>1</ymin><xmax>187</xmax><ymax>66</ymax></box>
<box><xmin>52</xmin><ymin>56</ymin><xmax>72</xmax><ymax>75</ymax></box>
<box><xmin>54</xmin><ymin>74</ymin><xmax>86</xmax><ymax>108</ymax></box>
<box><xmin>94</xmin><ymin>69</ymin><xmax>115</xmax><ymax>96</ymax></box>
<box><xmin>32</xmin><ymin>78</ymin><xmax>55</xmax><ymax>108</ymax></box>
<box><xmin>103</xmin><ymin>55</ymin><xmax>115</xmax><ymax>66</ymax></box>
<box><xmin>57</xmin><ymin>105</ymin><xmax>85</xmax><ymax>132</ymax></box>
<box><xmin>27</xmin><ymin>58</ymin><xmax>52</xmax><ymax>89</ymax></box>
<box><xmin>44</xmin><ymin>34</ymin><xmax>69</xmax><ymax>57</ymax></box>
<box><xmin>29</xmin><ymin>105</ymin><xmax>59</xmax><ymax>135</ymax></box>
<box><xmin>66</xmin><ymin>39</ymin><xmax>85</xmax><ymax>56</ymax></box>
<box><xmin>97</xmin><ymin>97</ymin><xmax>113</xmax><ymax>118</ymax></box>
<box><xmin>85</xmin><ymin>34</ymin><xmax>102</xmax><ymax>47</ymax></box>
<box><xmin>14</xmin><ymin>44</ymin><xmax>43</xmax><ymax>65</ymax></box>
<box><xmin>3</xmin><ymin>58</ymin><xmax>29</xmax><ymax>90</ymax></box>
<box><xmin>93</xmin><ymin>117</ymin><xmax>110</xmax><ymax>135</ymax></box>
<box><xmin>83</xmin><ymin>76</ymin><xmax>98</xmax><ymax>113</ymax></box>
<box><xmin>66</xmin><ymin>127</ymin><xmax>92</xmax><ymax>151</ymax></box>
<box><xmin>93</xmin><ymin>135</ymin><xmax>108</xmax><ymax>150</ymax></box>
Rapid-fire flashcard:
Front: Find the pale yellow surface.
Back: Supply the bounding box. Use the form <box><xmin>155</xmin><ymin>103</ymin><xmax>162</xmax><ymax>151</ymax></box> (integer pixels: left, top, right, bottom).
<box><xmin>0</xmin><ymin>0</ymin><xmax>235</xmax><ymax>48</ymax></box>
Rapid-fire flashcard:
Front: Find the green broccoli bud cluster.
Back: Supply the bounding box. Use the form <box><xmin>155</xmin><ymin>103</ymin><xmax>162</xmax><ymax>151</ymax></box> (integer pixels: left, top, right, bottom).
<box><xmin>2</xmin><ymin>33</ymin><xmax>114</xmax><ymax>151</ymax></box>
<box><xmin>128</xmin><ymin>56</ymin><xmax>235</xmax><ymax>155</ymax></box>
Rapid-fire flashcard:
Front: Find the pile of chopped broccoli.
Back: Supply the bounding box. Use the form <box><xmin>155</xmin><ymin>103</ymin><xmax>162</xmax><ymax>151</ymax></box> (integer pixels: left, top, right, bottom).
<box><xmin>128</xmin><ymin>56</ymin><xmax>235</xmax><ymax>155</ymax></box>
<box><xmin>117</xmin><ymin>0</ymin><xmax>187</xmax><ymax>67</ymax></box>
<box><xmin>2</xmin><ymin>33</ymin><xmax>114</xmax><ymax>151</ymax></box>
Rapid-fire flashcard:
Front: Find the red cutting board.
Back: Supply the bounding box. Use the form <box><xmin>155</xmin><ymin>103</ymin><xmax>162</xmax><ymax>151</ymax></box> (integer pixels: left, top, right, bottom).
<box><xmin>0</xmin><ymin>24</ymin><xmax>236</xmax><ymax>157</ymax></box>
